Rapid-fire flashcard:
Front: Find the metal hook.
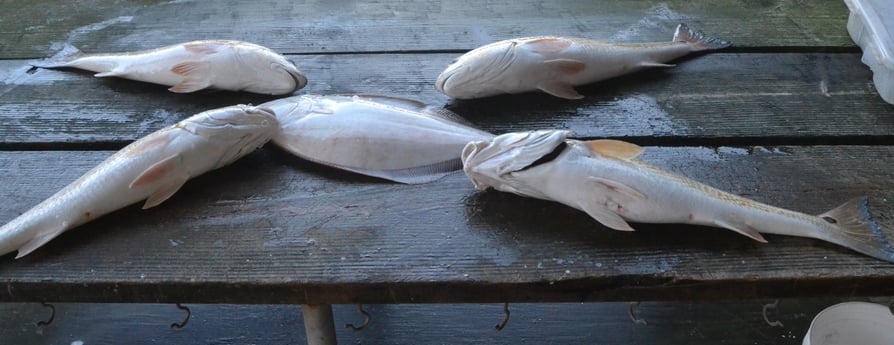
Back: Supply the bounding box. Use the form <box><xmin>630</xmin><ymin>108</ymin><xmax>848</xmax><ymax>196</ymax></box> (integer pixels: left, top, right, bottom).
<box><xmin>495</xmin><ymin>302</ymin><xmax>510</xmax><ymax>331</ymax></box>
<box><xmin>170</xmin><ymin>303</ymin><xmax>191</xmax><ymax>329</ymax></box>
<box><xmin>36</xmin><ymin>302</ymin><xmax>55</xmax><ymax>327</ymax></box>
<box><xmin>627</xmin><ymin>302</ymin><xmax>647</xmax><ymax>325</ymax></box>
<box><xmin>762</xmin><ymin>299</ymin><xmax>784</xmax><ymax>328</ymax></box>
<box><xmin>345</xmin><ymin>304</ymin><xmax>370</xmax><ymax>331</ymax></box>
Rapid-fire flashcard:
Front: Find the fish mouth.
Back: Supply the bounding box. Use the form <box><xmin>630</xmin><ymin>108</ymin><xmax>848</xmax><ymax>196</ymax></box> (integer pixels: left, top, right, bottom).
<box><xmin>286</xmin><ymin>60</ymin><xmax>308</xmax><ymax>90</ymax></box>
<box><xmin>462</xmin><ymin>130</ymin><xmax>570</xmax><ymax>190</ymax></box>
<box><xmin>435</xmin><ymin>63</ymin><xmax>465</xmax><ymax>93</ymax></box>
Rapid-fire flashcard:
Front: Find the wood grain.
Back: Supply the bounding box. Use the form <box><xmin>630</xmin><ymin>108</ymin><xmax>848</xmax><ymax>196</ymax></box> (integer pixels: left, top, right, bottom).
<box><xmin>0</xmin><ymin>0</ymin><xmax>852</xmax><ymax>59</ymax></box>
<box><xmin>2</xmin><ymin>53</ymin><xmax>892</xmax><ymax>147</ymax></box>
<box><xmin>1</xmin><ymin>145</ymin><xmax>892</xmax><ymax>303</ymax></box>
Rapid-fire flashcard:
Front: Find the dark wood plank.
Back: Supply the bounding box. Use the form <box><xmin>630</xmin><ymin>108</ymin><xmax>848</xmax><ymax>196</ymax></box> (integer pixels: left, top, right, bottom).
<box><xmin>0</xmin><ymin>0</ymin><xmax>853</xmax><ymax>59</ymax></box>
<box><xmin>1</xmin><ymin>145</ymin><xmax>893</xmax><ymax>303</ymax></box>
<box><xmin>4</xmin><ymin>298</ymin><xmax>889</xmax><ymax>345</ymax></box>
<box><xmin>2</xmin><ymin>52</ymin><xmax>892</xmax><ymax>147</ymax></box>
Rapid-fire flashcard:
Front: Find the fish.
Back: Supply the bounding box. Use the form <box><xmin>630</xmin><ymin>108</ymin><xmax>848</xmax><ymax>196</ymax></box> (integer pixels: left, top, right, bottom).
<box><xmin>261</xmin><ymin>94</ymin><xmax>495</xmax><ymax>184</ymax></box>
<box><xmin>0</xmin><ymin>105</ymin><xmax>278</xmax><ymax>259</ymax></box>
<box><xmin>31</xmin><ymin>40</ymin><xmax>308</xmax><ymax>95</ymax></box>
<box><xmin>436</xmin><ymin>23</ymin><xmax>730</xmax><ymax>100</ymax></box>
<box><xmin>461</xmin><ymin>130</ymin><xmax>894</xmax><ymax>263</ymax></box>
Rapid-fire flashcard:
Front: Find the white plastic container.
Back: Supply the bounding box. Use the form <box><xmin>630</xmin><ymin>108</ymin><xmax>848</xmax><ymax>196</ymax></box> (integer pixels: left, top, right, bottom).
<box><xmin>802</xmin><ymin>302</ymin><xmax>894</xmax><ymax>345</ymax></box>
<box><xmin>844</xmin><ymin>0</ymin><xmax>893</xmax><ymax>104</ymax></box>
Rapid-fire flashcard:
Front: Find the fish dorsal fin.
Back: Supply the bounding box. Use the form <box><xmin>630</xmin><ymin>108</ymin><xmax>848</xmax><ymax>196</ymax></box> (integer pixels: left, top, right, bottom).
<box><xmin>577</xmin><ymin>203</ymin><xmax>635</xmax><ymax>232</ymax></box>
<box><xmin>583</xmin><ymin>140</ymin><xmax>644</xmax><ymax>160</ymax></box>
<box><xmin>183</xmin><ymin>41</ymin><xmax>225</xmax><ymax>55</ymax></box>
<box><xmin>354</xmin><ymin>94</ymin><xmax>480</xmax><ymax>127</ymax></box>
<box><xmin>525</xmin><ymin>37</ymin><xmax>574</xmax><ymax>55</ymax></box>
<box><xmin>15</xmin><ymin>225</ymin><xmax>67</xmax><ymax>259</ymax></box>
<box><xmin>713</xmin><ymin>219</ymin><xmax>768</xmax><ymax>243</ymax></box>
<box><xmin>354</xmin><ymin>94</ymin><xmax>428</xmax><ymax>112</ymax></box>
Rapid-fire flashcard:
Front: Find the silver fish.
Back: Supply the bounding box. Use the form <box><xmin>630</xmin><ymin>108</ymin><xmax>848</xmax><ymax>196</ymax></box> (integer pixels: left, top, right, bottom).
<box><xmin>32</xmin><ymin>40</ymin><xmax>307</xmax><ymax>95</ymax></box>
<box><xmin>437</xmin><ymin>24</ymin><xmax>729</xmax><ymax>99</ymax></box>
<box><xmin>261</xmin><ymin>94</ymin><xmax>495</xmax><ymax>184</ymax></box>
<box><xmin>0</xmin><ymin>105</ymin><xmax>278</xmax><ymax>258</ymax></box>
<box><xmin>462</xmin><ymin>130</ymin><xmax>894</xmax><ymax>263</ymax></box>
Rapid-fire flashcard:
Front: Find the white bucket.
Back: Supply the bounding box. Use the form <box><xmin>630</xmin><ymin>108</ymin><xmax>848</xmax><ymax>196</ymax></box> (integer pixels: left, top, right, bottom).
<box><xmin>803</xmin><ymin>302</ymin><xmax>894</xmax><ymax>345</ymax></box>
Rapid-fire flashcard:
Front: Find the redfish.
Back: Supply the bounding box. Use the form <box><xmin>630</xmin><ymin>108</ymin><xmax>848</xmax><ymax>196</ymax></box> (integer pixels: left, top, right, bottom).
<box><xmin>0</xmin><ymin>105</ymin><xmax>277</xmax><ymax>258</ymax></box>
<box><xmin>462</xmin><ymin>130</ymin><xmax>894</xmax><ymax>263</ymax></box>
<box><xmin>437</xmin><ymin>24</ymin><xmax>729</xmax><ymax>99</ymax></box>
<box><xmin>32</xmin><ymin>40</ymin><xmax>307</xmax><ymax>95</ymax></box>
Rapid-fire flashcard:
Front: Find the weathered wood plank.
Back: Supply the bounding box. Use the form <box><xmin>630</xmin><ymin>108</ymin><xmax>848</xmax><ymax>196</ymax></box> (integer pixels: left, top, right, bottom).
<box><xmin>1</xmin><ymin>52</ymin><xmax>892</xmax><ymax>146</ymax></box>
<box><xmin>0</xmin><ymin>0</ymin><xmax>853</xmax><ymax>59</ymax></box>
<box><xmin>1</xmin><ymin>145</ymin><xmax>892</xmax><ymax>303</ymax></box>
<box><xmin>4</xmin><ymin>298</ymin><xmax>888</xmax><ymax>345</ymax></box>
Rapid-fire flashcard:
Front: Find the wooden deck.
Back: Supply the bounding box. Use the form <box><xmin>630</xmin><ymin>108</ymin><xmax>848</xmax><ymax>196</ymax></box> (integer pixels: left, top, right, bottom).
<box><xmin>2</xmin><ymin>0</ymin><xmax>894</xmax><ymax>342</ymax></box>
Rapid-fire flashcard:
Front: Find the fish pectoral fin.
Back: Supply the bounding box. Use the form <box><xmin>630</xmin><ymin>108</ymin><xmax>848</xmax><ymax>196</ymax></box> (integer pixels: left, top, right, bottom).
<box><xmin>130</xmin><ymin>154</ymin><xmax>185</xmax><ymax>189</ymax></box>
<box><xmin>142</xmin><ymin>177</ymin><xmax>189</xmax><ymax>209</ymax></box>
<box><xmin>713</xmin><ymin>219</ymin><xmax>768</xmax><ymax>243</ymax></box>
<box><xmin>537</xmin><ymin>81</ymin><xmax>583</xmax><ymax>100</ymax></box>
<box><xmin>588</xmin><ymin>177</ymin><xmax>646</xmax><ymax>201</ymax></box>
<box><xmin>169</xmin><ymin>61</ymin><xmax>212</xmax><ymax>93</ymax></box>
<box><xmin>169</xmin><ymin>78</ymin><xmax>212</xmax><ymax>93</ymax></box>
<box><xmin>639</xmin><ymin>61</ymin><xmax>675</xmax><ymax>68</ymax></box>
<box><xmin>16</xmin><ymin>225</ymin><xmax>67</xmax><ymax>259</ymax></box>
<box><xmin>542</xmin><ymin>59</ymin><xmax>586</xmax><ymax>74</ymax></box>
<box><xmin>582</xmin><ymin>139</ymin><xmax>644</xmax><ymax>160</ymax></box>
<box><xmin>579</xmin><ymin>203</ymin><xmax>635</xmax><ymax>231</ymax></box>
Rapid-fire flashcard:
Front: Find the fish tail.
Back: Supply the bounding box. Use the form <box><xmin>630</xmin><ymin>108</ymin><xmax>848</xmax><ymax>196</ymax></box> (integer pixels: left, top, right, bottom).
<box><xmin>29</xmin><ymin>43</ymin><xmax>84</xmax><ymax>68</ymax></box>
<box><xmin>672</xmin><ymin>23</ymin><xmax>731</xmax><ymax>51</ymax></box>
<box><xmin>816</xmin><ymin>197</ymin><xmax>894</xmax><ymax>263</ymax></box>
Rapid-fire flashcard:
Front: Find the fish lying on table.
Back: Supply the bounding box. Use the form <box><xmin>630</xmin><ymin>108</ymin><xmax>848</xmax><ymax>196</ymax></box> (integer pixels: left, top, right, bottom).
<box><xmin>31</xmin><ymin>40</ymin><xmax>307</xmax><ymax>95</ymax></box>
<box><xmin>261</xmin><ymin>94</ymin><xmax>495</xmax><ymax>184</ymax></box>
<box><xmin>0</xmin><ymin>105</ymin><xmax>278</xmax><ymax>259</ymax></box>
<box><xmin>436</xmin><ymin>23</ymin><xmax>729</xmax><ymax>100</ymax></box>
<box><xmin>461</xmin><ymin>130</ymin><xmax>894</xmax><ymax>263</ymax></box>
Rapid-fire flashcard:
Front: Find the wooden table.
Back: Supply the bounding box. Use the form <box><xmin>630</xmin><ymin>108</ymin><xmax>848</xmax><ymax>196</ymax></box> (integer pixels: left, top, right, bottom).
<box><xmin>2</xmin><ymin>0</ymin><xmax>893</xmax><ymax>343</ymax></box>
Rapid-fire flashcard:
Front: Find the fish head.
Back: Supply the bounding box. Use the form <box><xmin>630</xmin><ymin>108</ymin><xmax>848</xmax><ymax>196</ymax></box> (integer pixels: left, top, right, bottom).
<box><xmin>180</xmin><ymin>104</ymin><xmax>279</xmax><ymax>168</ymax></box>
<box><xmin>435</xmin><ymin>40</ymin><xmax>519</xmax><ymax>98</ymax></box>
<box><xmin>462</xmin><ymin>130</ymin><xmax>570</xmax><ymax>194</ymax></box>
<box><xmin>237</xmin><ymin>49</ymin><xmax>308</xmax><ymax>94</ymax></box>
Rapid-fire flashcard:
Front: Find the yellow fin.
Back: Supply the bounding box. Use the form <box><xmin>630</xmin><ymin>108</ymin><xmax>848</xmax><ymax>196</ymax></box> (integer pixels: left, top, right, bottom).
<box><xmin>583</xmin><ymin>140</ymin><xmax>644</xmax><ymax>160</ymax></box>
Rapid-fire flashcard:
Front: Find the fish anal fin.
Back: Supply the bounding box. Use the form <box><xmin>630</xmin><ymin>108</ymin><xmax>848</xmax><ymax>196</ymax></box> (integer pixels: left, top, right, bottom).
<box><xmin>543</xmin><ymin>59</ymin><xmax>586</xmax><ymax>74</ymax></box>
<box><xmin>714</xmin><ymin>219</ymin><xmax>767</xmax><ymax>243</ymax></box>
<box><xmin>578</xmin><ymin>203</ymin><xmax>635</xmax><ymax>231</ymax></box>
<box><xmin>324</xmin><ymin>158</ymin><xmax>463</xmax><ymax>184</ymax></box>
<box><xmin>94</xmin><ymin>69</ymin><xmax>124</xmax><ymax>78</ymax></box>
<box><xmin>589</xmin><ymin>177</ymin><xmax>646</xmax><ymax>201</ymax></box>
<box><xmin>183</xmin><ymin>42</ymin><xmax>224</xmax><ymax>55</ymax></box>
<box><xmin>169</xmin><ymin>78</ymin><xmax>212</xmax><ymax>93</ymax></box>
<box><xmin>525</xmin><ymin>37</ymin><xmax>574</xmax><ymax>55</ymax></box>
<box><xmin>15</xmin><ymin>226</ymin><xmax>66</xmax><ymax>259</ymax></box>
<box><xmin>142</xmin><ymin>177</ymin><xmax>188</xmax><ymax>209</ymax></box>
<box><xmin>130</xmin><ymin>154</ymin><xmax>183</xmax><ymax>189</ymax></box>
<box><xmin>639</xmin><ymin>62</ymin><xmax>675</xmax><ymax>68</ymax></box>
<box><xmin>537</xmin><ymin>81</ymin><xmax>583</xmax><ymax>100</ymax></box>
<box><xmin>583</xmin><ymin>139</ymin><xmax>644</xmax><ymax>160</ymax></box>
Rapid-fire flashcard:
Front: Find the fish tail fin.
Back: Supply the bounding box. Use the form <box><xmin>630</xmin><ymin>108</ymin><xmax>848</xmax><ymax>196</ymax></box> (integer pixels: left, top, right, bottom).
<box><xmin>817</xmin><ymin>197</ymin><xmax>894</xmax><ymax>263</ymax></box>
<box><xmin>672</xmin><ymin>23</ymin><xmax>731</xmax><ymax>52</ymax></box>
<box><xmin>30</xmin><ymin>43</ymin><xmax>84</xmax><ymax>68</ymax></box>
